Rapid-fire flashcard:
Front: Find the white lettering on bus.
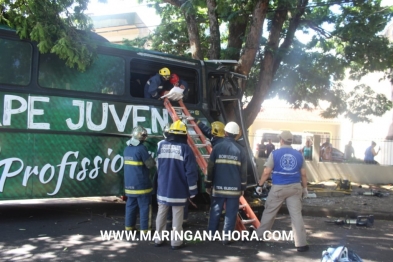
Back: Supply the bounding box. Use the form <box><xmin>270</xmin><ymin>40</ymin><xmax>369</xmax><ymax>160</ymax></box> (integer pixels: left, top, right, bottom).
<box><xmin>151</xmin><ymin>107</ymin><xmax>168</xmax><ymax>134</ymax></box>
<box><xmin>66</xmin><ymin>100</ymin><xmax>85</xmax><ymax>130</ymax></box>
<box><xmin>133</xmin><ymin>105</ymin><xmax>150</xmax><ymax>133</ymax></box>
<box><xmin>1</xmin><ymin>95</ymin><xmax>169</xmax><ymax>133</ymax></box>
<box><xmin>86</xmin><ymin>101</ymin><xmax>108</xmax><ymax>131</ymax></box>
<box><xmin>2</xmin><ymin>95</ymin><xmax>28</xmax><ymax>126</ymax></box>
<box><xmin>0</xmin><ymin>149</ymin><xmax>124</xmax><ymax>196</ymax></box>
<box><xmin>28</xmin><ymin>96</ymin><xmax>50</xmax><ymax>130</ymax></box>
<box><xmin>109</xmin><ymin>104</ymin><xmax>132</xmax><ymax>132</ymax></box>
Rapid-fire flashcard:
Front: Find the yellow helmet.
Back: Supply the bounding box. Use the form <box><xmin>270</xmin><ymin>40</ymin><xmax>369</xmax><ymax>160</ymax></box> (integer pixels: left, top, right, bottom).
<box><xmin>159</xmin><ymin>67</ymin><xmax>171</xmax><ymax>80</ymax></box>
<box><xmin>211</xmin><ymin>121</ymin><xmax>225</xmax><ymax>137</ymax></box>
<box><xmin>169</xmin><ymin>120</ymin><xmax>187</xmax><ymax>135</ymax></box>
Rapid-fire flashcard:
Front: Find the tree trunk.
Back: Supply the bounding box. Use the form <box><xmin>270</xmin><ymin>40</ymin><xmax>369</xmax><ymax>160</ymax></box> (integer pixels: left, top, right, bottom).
<box><xmin>243</xmin><ymin>3</ymin><xmax>288</xmax><ymax>128</ymax></box>
<box><xmin>226</xmin><ymin>19</ymin><xmax>247</xmax><ymax>61</ymax></box>
<box><xmin>236</xmin><ymin>0</ymin><xmax>269</xmax><ymax>76</ymax></box>
<box><xmin>184</xmin><ymin>13</ymin><xmax>203</xmax><ymax>59</ymax></box>
<box><xmin>164</xmin><ymin>0</ymin><xmax>203</xmax><ymax>59</ymax></box>
<box><xmin>243</xmin><ymin>0</ymin><xmax>308</xmax><ymax>128</ymax></box>
<box><xmin>206</xmin><ymin>0</ymin><xmax>220</xmax><ymax>59</ymax></box>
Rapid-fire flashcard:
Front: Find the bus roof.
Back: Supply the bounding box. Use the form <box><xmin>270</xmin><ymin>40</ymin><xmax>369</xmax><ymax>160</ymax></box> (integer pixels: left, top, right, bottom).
<box><xmin>0</xmin><ymin>24</ymin><xmax>230</xmax><ymax>69</ymax></box>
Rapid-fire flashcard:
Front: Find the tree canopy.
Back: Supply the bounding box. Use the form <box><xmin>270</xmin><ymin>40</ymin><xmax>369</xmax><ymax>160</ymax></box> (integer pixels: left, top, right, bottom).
<box><xmin>1</xmin><ymin>0</ymin><xmax>393</xmax><ymax>127</ymax></box>
<box><xmin>128</xmin><ymin>0</ymin><xmax>393</xmax><ymax>126</ymax></box>
<box><xmin>0</xmin><ymin>0</ymin><xmax>95</xmax><ymax>71</ymax></box>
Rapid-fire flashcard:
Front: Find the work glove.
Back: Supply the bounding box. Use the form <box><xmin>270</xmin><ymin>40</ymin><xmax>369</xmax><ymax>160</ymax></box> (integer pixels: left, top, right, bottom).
<box><xmin>302</xmin><ymin>187</ymin><xmax>308</xmax><ymax>199</ymax></box>
<box><xmin>255</xmin><ymin>186</ymin><xmax>263</xmax><ymax>195</ymax></box>
<box><xmin>206</xmin><ymin>188</ymin><xmax>212</xmax><ymax>195</ymax></box>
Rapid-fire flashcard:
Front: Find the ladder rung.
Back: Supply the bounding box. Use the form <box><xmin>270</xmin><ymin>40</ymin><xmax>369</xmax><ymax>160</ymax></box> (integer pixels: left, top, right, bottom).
<box><xmin>179</xmin><ymin>115</ymin><xmax>194</xmax><ymax>120</ymax></box>
<box><xmin>202</xmin><ymin>155</ymin><xmax>210</xmax><ymax>158</ymax></box>
<box><xmin>172</xmin><ymin>106</ymin><xmax>184</xmax><ymax>110</ymax></box>
<box><xmin>241</xmin><ymin>219</ymin><xmax>256</xmax><ymax>225</ymax></box>
<box><xmin>194</xmin><ymin>144</ymin><xmax>209</xmax><ymax>148</ymax></box>
<box><xmin>189</xmin><ymin>134</ymin><xmax>202</xmax><ymax>137</ymax></box>
<box><xmin>239</xmin><ymin>204</ymin><xmax>247</xmax><ymax>209</ymax></box>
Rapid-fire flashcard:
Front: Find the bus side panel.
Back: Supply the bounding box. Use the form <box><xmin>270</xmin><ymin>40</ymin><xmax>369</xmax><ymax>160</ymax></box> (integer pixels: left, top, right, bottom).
<box><xmin>0</xmin><ymin>91</ymin><xmax>211</xmax><ymax>200</ymax></box>
<box><xmin>0</xmin><ymin>132</ymin><xmax>34</xmax><ymax>199</ymax></box>
<box><xmin>0</xmin><ymin>133</ymin><xmax>125</xmax><ymax>199</ymax></box>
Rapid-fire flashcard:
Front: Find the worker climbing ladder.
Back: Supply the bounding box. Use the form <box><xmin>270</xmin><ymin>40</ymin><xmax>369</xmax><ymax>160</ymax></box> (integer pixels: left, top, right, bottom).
<box><xmin>162</xmin><ymin>97</ymin><xmax>261</xmax><ymax>232</ymax></box>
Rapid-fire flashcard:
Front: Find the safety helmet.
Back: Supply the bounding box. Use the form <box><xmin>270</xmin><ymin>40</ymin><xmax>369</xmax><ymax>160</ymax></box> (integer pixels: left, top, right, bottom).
<box><xmin>163</xmin><ymin>123</ymin><xmax>170</xmax><ymax>138</ymax></box>
<box><xmin>224</xmin><ymin>122</ymin><xmax>240</xmax><ymax>135</ymax></box>
<box><xmin>170</xmin><ymin>73</ymin><xmax>179</xmax><ymax>84</ymax></box>
<box><xmin>169</xmin><ymin>120</ymin><xmax>187</xmax><ymax>135</ymax></box>
<box><xmin>211</xmin><ymin>121</ymin><xmax>225</xmax><ymax>137</ymax></box>
<box><xmin>131</xmin><ymin>126</ymin><xmax>148</xmax><ymax>141</ymax></box>
<box><xmin>159</xmin><ymin>67</ymin><xmax>171</xmax><ymax>80</ymax></box>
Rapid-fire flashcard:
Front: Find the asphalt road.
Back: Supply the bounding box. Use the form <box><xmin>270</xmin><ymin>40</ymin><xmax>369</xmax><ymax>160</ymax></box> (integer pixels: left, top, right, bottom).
<box><xmin>1</xmin><ymin>198</ymin><xmax>392</xmax><ymax>262</ymax></box>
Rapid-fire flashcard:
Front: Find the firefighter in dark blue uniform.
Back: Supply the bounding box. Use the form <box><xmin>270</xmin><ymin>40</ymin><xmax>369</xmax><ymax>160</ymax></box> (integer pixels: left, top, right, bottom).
<box><xmin>155</xmin><ymin>120</ymin><xmax>198</xmax><ymax>250</ymax></box>
<box><xmin>123</xmin><ymin>126</ymin><xmax>156</xmax><ymax>232</ymax></box>
<box><xmin>144</xmin><ymin>67</ymin><xmax>171</xmax><ymax>99</ymax></box>
<box><xmin>205</xmin><ymin>122</ymin><xmax>247</xmax><ymax>245</ymax></box>
<box><xmin>196</xmin><ymin>120</ymin><xmax>225</xmax><ymax>147</ymax></box>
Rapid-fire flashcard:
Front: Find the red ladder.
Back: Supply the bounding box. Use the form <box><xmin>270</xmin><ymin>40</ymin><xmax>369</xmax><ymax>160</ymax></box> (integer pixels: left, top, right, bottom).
<box><xmin>162</xmin><ymin>97</ymin><xmax>260</xmax><ymax>231</ymax></box>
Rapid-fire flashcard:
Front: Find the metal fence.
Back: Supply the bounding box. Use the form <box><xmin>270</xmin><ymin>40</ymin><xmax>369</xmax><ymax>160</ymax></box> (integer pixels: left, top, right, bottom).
<box><xmin>248</xmin><ymin>132</ymin><xmax>393</xmax><ymax>166</ymax></box>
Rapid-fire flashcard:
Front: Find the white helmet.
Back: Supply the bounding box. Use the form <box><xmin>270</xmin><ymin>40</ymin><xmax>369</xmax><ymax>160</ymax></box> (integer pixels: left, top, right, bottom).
<box><xmin>224</xmin><ymin>122</ymin><xmax>240</xmax><ymax>135</ymax></box>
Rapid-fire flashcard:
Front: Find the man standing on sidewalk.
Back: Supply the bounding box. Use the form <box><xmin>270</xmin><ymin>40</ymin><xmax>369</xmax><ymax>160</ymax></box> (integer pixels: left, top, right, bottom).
<box><xmin>154</xmin><ymin>120</ymin><xmax>198</xmax><ymax>250</ymax></box>
<box><xmin>205</xmin><ymin>122</ymin><xmax>247</xmax><ymax>245</ymax></box>
<box><xmin>256</xmin><ymin>130</ymin><xmax>309</xmax><ymax>252</ymax></box>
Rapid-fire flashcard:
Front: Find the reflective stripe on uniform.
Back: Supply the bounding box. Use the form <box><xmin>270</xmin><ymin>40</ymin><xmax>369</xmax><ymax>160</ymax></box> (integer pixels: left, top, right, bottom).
<box><xmin>158</xmin><ymin>153</ymin><xmax>184</xmax><ymax>161</ymax></box>
<box><xmin>272</xmin><ymin>171</ymin><xmax>298</xmax><ymax>175</ymax></box>
<box><xmin>215</xmin><ymin>159</ymin><xmax>241</xmax><ymax>166</ymax></box>
<box><xmin>212</xmin><ymin>189</ymin><xmax>242</xmax><ymax>196</ymax></box>
<box><xmin>125</xmin><ymin>188</ymin><xmax>153</xmax><ymax>194</ymax></box>
<box><xmin>125</xmin><ymin>160</ymin><xmax>144</xmax><ymax>166</ymax></box>
<box><xmin>157</xmin><ymin>195</ymin><xmax>187</xmax><ymax>203</ymax></box>
<box><xmin>189</xmin><ymin>185</ymin><xmax>197</xmax><ymax>191</ymax></box>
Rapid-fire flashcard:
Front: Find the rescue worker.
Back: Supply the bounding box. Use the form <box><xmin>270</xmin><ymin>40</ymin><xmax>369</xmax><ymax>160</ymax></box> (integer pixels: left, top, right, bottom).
<box><xmin>144</xmin><ymin>67</ymin><xmax>171</xmax><ymax>99</ymax></box>
<box><xmin>195</xmin><ymin>120</ymin><xmax>225</xmax><ymax>147</ymax></box>
<box><xmin>155</xmin><ymin>120</ymin><xmax>198</xmax><ymax>250</ymax></box>
<box><xmin>156</xmin><ymin>123</ymin><xmax>190</xmax><ymax>225</ymax></box>
<box><xmin>123</xmin><ymin>126</ymin><xmax>156</xmax><ymax>232</ymax></box>
<box><xmin>255</xmin><ymin>130</ymin><xmax>309</xmax><ymax>252</ymax></box>
<box><xmin>161</xmin><ymin>73</ymin><xmax>189</xmax><ymax>101</ymax></box>
<box><xmin>205</xmin><ymin>122</ymin><xmax>247</xmax><ymax>245</ymax></box>
<box><xmin>169</xmin><ymin>73</ymin><xmax>189</xmax><ymax>98</ymax></box>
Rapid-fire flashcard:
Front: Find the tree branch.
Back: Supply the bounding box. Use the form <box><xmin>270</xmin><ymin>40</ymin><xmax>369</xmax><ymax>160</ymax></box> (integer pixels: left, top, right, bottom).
<box><xmin>273</xmin><ymin>0</ymin><xmax>309</xmax><ymax>75</ymax></box>
<box><xmin>243</xmin><ymin>0</ymin><xmax>288</xmax><ymax>127</ymax></box>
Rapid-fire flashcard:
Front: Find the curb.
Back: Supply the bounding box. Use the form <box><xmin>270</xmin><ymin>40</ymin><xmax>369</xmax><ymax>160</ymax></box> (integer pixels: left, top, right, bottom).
<box><xmin>298</xmin><ymin>205</ymin><xmax>393</xmax><ymax>221</ymax></box>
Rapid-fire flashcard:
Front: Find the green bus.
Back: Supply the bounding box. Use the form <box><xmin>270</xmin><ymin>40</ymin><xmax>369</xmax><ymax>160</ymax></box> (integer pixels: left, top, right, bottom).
<box><xmin>0</xmin><ymin>25</ymin><xmax>257</xmax><ymax>200</ymax></box>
